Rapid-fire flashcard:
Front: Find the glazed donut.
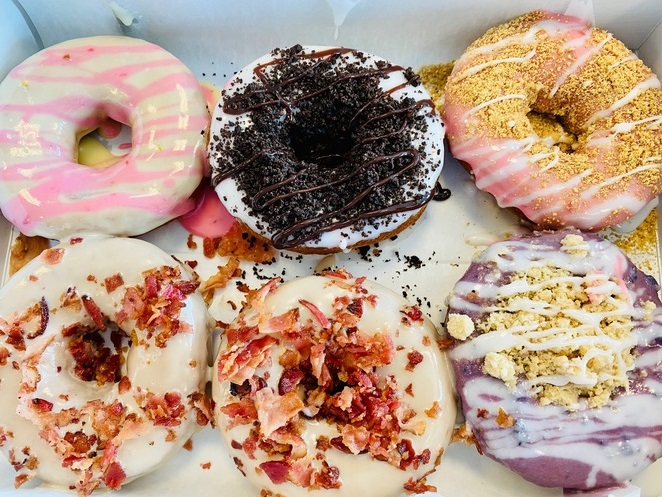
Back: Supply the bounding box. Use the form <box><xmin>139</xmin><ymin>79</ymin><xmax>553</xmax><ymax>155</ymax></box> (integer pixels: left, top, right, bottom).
<box><xmin>443</xmin><ymin>10</ymin><xmax>662</xmax><ymax>231</ymax></box>
<box><xmin>0</xmin><ymin>36</ymin><xmax>210</xmax><ymax>240</ymax></box>
<box><xmin>212</xmin><ymin>271</ymin><xmax>456</xmax><ymax>496</ymax></box>
<box><xmin>444</xmin><ymin>230</ymin><xmax>662</xmax><ymax>489</ymax></box>
<box><xmin>0</xmin><ymin>237</ymin><xmax>210</xmax><ymax>494</ymax></box>
<box><xmin>208</xmin><ymin>45</ymin><xmax>445</xmax><ymax>254</ymax></box>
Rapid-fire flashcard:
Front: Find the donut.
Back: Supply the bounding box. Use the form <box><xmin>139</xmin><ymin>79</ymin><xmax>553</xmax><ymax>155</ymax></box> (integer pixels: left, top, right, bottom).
<box><xmin>442</xmin><ymin>10</ymin><xmax>662</xmax><ymax>231</ymax></box>
<box><xmin>208</xmin><ymin>45</ymin><xmax>446</xmax><ymax>254</ymax></box>
<box><xmin>212</xmin><ymin>271</ymin><xmax>456</xmax><ymax>495</ymax></box>
<box><xmin>0</xmin><ymin>236</ymin><xmax>210</xmax><ymax>494</ymax></box>
<box><xmin>0</xmin><ymin>36</ymin><xmax>210</xmax><ymax>240</ymax></box>
<box><xmin>444</xmin><ymin>230</ymin><xmax>662</xmax><ymax>489</ymax></box>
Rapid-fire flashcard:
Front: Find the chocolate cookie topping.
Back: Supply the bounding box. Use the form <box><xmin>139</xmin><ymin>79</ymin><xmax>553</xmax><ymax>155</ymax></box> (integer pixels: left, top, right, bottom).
<box><xmin>209</xmin><ymin>45</ymin><xmax>443</xmax><ymax>249</ymax></box>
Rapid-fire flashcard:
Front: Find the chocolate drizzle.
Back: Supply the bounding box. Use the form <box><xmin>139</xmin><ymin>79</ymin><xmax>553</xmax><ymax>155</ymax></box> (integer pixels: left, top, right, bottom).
<box><xmin>210</xmin><ymin>45</ymin><xmax>444</xmax><ymax>249</ymax></box>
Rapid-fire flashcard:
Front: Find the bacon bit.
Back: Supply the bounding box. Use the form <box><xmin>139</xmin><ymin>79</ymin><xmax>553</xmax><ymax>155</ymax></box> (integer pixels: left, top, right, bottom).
<box><xmin>69</xmin><ymin>236</ymin><xmax>82</xmax><ymax>244</ymax></box>
<box><xmin>69</xmin><ymin>328</ymin><xmax>120</xmax><ymax>384</ymax></box>
<box><xmin>299</xmin><ymin>300</ymin><xmax>331</xmax><ymax>329</ymax></box>
<box><xmin>255</xmin><ymin>389</ymin><xmax>304</xmax><ymax>437</ymax></box>
<box><xmin>199</xmin><ymin>257</ymin><xmax>241</xmax><ymax>303</ymax></box>
<box><xmin>142</xmin><ymin>392</ymin><xmax>185</xmax><ymax>427</ymax></box>
<box><xmin>340</xmin><ymin>424</ymin><xmax>370</xmax><ymax>454</ymax></box>
<box><xmin>496</xmin><ymin>407</ymin><xmax>515</xmax><ymax>428</ymax></box>
<box><xmin>436</xmin><ymin>337</ymin><xmax>453</xmax><ymax>350</ymax></box>
<box><xmin>187</xmin><ymin>234</ymin><xmax>198</xmax><ymax>250</ymax></box>
<box><xmin>218</xmin><ymin>335</ymin><xmax>279</xmax><ymax>384</ymax></box>
<box><xmin>81</xmin><ymin>295</ymin><xmax>106</xmax><ymax>330</ymax></box>
<box><xmin>322</xmin><ymin>269</ymin><xmax>352</xmax><ymax>280</ymax></box>
<box><xmin>404</xmin><ymin>476</ymin><xmax>437</xmax><ymax>494</ymax></box>
<box><xmin>118</xmin><ymin>376</ymin><xmax>131</xmax><ymax>394</ymax></box>
<box><xmin>316</xmin><ymin>436</ymin><xmax>331</xmax><ymax>451</ymax></box>
<box><xmin>346</xmin><ymin>298</ymin><xmax>363</xmax><ymax>317</ymax></box>
<box><xmin>220</xmin><ymin>398</ymin><xmax>258</xmax><ymax>428</ymax></box>
<box><xmin>405</xmin><ymin>383</ymin><xmax>414</xmax><ymax>396</ymax></box>
<box><xmin>104</xmin><ymin>274</ymin><xmax>124</xmax><ymax>293</ymax></box>
<box><xmin>6</xmin><ymin>322</ymin><xmax>26</xmax><ymax>351</ymax></box>
<box><xmin>450</xmin><ymin>423</ymin><xmax>480</xmax><ymax>453</ymax></box>
<box><xmin>103</xmin><ymin>461</ymin><xmax>126</xmax><ymax>490</ymax></box>
<box><xmin>25</xmin><ymin>297</ymin><xmax>49</xmax><ymax>340</ymax></box>
<box><xmin>40</xmin><ymin>247</ymin><xmax>65</xmax><ymax>265</ymax></box>
<box><xmin>402</xmin><ymin>305</ymin><xmax>424</xmax><ymax>324</ymax></box>
<box><xmin>14</xmin><ymin>473</ymin><xmax>30</xmax><ymax>488</ymax></box>
<box><xmin>31</xmin><ymin>398</ymin><xmax>53</xmax><ymax>412</ymax></box>
<box><xmin>202</xmin><ymin>237</ymin><xmax>216</xmax><ymax>258</ymax></box>
<box><xmin>477</xmin><ymin>408</ymin><xmax>489</xmax><ymax>418</ymax></box>
<box><xmin>0</xmin><ymin>347</ymin><xmax>9</xmax><ymax>366</ymax></box>
<box><xmin>261</xmin><ymin>308</ymin><xmax>299</xmax><ymax>335</ymax></box>
<box><xmin>314</xmin><ymin>461</ymin><xmax>341</xmax><ymax>489</ymax></box>
<box><xmin>425</xmin><ymin>401</ymin><xmax>441</xmax><ymax>419</ymax></box>
<box><xmin>278</xmin><ymin>367</ymin><xmax>304</xmax><ymax>395</ymax></box>
<box><xmin>63</xmin><ymin>431</ymin><xmax>94</xmax><ymax>453</ymax></box>
<box><xmin>182</xmin><ymin>438</ymin><xmax>193</xmax><ymax>451</ymax></box>
<box><xmin>259</xmin><ymin>460</ymin><xmax>289</xmax><ymax>484</ymax></box>
<box><xmin>201</xmin><ymin>462</ymin><xmax>211</xmax><ymax>470</ymax></box>
<box><xmin>405</xmin><ymin>350</ymin><xmax>424</xmax><ymax>371</ymax></box>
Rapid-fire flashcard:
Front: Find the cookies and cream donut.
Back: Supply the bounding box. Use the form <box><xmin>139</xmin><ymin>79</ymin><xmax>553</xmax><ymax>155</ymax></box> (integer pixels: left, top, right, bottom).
<box><xmin>0</xmin><ymin>36</ymin><xmax>210</xmax><ymax>240</ymax></box>
<box><xmin>208</xmin><ymin>45</ymin><xmax>446</xmax><ymax>254</ymax></box>
<box><xmin>443</xmin><ymin>10</ymin><xmax>662</xmax><ymax>231</ymax></box>
<box><xmin>212</xmin><ymin>271</ymin><xmax>456</xmax><ymax>495</ymax></box>
<box><xmin>445</xmin><ymin>231</ymin><xmax>662</xmax><ymax>489</ymax></box>
<box><xmin>0</xmin><ymin>237</ymin><xmax>210</xmax><ymax>494</ymax></box>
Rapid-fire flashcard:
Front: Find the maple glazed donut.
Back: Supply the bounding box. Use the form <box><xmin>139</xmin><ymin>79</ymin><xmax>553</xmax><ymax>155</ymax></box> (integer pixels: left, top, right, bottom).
<box><xmin>443</xmin><ymin>10</ymin><xmax>662</xmax><ymax>230</ymax></box>
<box><xmin>212</xmin><ymin>271</ymin><xmax>456</xmax><ymax>496</ymax></box>
<box><xmin>444</xmin><ymin>231</ymin><xmax>662</xmax><ymax>489</ymax></box>
<box><xmin>0</xmin><ymin>36</ymin><xmax>210</xmax><ymax>240</ymax></box>
<box><xmin>0</xmin><ymin>237</ymin><xmax>210</xmax><ymax>494</ymax></box>
<box><xmin>208</xmin><ymin>45</ymin><xmax>446</xmax><ymax>253</ymax></box>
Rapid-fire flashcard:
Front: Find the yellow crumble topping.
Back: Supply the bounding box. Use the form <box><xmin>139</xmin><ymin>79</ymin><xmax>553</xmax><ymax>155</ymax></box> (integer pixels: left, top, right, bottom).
<box><xmin>447</xmin><ymin>313</ymin><xmax>475</xmax><ymax>340</ymax></box>
<box><xmin>478</xmin><ymin>262</ymin><xmax>637</xmax><ymax>408</ymax></box>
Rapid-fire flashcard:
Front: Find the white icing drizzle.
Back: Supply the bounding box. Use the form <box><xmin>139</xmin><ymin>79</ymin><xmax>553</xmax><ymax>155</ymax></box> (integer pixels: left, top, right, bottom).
<box><xmin>453</xmin><ymin>50</ymin><xmax>536</xmax><ymax>83</ymax></box>
<box><xmin>580</xmin><ymin>161</ymin><xmax>662</xmax><ymax>200</ymax></box>
<box><xmin>584</xmin><ymin>75</ymin><xmax>662</xmax><ymax>128</ymax></box>
<box><xmin>465</xmin><ymin>93</ymin><xmax>527</xmax><ymax>116</ymax></box>
<box><xmin>549</xmin><ymin>34</ymin><xmax>612</xmax><ymax>97</ymax></box>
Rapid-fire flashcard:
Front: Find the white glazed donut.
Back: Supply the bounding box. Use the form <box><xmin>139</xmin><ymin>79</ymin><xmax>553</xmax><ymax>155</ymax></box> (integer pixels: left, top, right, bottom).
<box><xmin>0</xmin><ymin>237</ymin><xmax>210</xmax><ymax>494</ymax></box>
<box><xmin>212</xmin><ymin>271</ymin><xmax>456</xmax><ymax>496</ymax></box>
<box><xmin>0</xmin><ymin>36</ymin><xmax>210</xmax><ymax>240</ymax></box>
<box><xmin>208</xmin><ymin>45</ymin><xmax>446</xmax><ymax>253</ymax></box>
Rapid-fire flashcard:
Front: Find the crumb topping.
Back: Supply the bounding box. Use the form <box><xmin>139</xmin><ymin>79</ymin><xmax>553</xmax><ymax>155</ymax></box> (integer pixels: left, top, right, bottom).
<box><xmin>476</xmin><ymin>251</ymin><xmax>637</xmax><ymax>408</ymax></box>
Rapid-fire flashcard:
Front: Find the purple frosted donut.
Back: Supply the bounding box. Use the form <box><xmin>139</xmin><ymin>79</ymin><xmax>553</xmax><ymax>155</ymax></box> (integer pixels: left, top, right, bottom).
<box><xmin>444</xmin><ymin>230</ymin><xmax>662</xmax><ymax>490</ymax></box>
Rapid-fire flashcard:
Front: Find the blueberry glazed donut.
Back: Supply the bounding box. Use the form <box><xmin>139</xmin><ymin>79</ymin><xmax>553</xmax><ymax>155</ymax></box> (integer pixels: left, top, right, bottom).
<box><xmin>212</xmin><ymin>271</ymin><xmax>456</xmax><ymax>495</ymax></box>
<box><xmin>443</xmin><ymin>10</ymin><xmax>662</xmax><ymax>230</ymax></box>
<box><xmin>444</xmin><ymin>231</ymin><xmax>662</xmax><ymax>489</ymax></box>
<box><xmin>0</xmin><ymin>237</ymin><xmax>210</xmax><ymax>494</ymax></box>
<box><xmin>208</xmin><ymin>45</ymin><xmax>446</xmax><ymax>253</ymax></box>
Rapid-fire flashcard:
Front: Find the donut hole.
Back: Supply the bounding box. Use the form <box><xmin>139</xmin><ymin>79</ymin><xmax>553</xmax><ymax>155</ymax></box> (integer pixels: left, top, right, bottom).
<box><xmin>526</xmin><ymin>111</ymin><xmax>577</xmax><ymax>152</ymax></box>
<box><xmin>66</xmin><ymin>321</ymin><xmax>128</xmax><ymax>386</ymax></box>
<box><xmin>77</xmin><ymin>116</ymin><xmax>131</xmax><ymax>169</ymax></box>
<box><xmin>289</xmin><ymin>123</ymin><xmax>354</xmax><ymax>167</ymax></box>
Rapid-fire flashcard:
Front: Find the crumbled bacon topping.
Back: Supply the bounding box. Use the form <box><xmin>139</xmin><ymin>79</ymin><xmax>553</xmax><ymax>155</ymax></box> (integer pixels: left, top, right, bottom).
<box><xmin>219</xmin><ymin>276</ymin><xmax>430</xmax><ymax>491</ymax></box>
<box><xmin>140</xmin><ymin>391</ymin><xmax>185</xmax><ymax>427</ymax></box>
<box><xmin>81</xmin><ymin>295</ymin><xmax>106</xmax><ymax>330</ymax></box>
<box><xmin>496</xmin><ymin>407</ymin><xmax>515</xmax><ymax>428</ymax></box>
<box><xmin>199</xmin><ymin>256</ymin><xmax>241</xmax><ymax>303</ymax></box>
<box><xmin>40</xmin><ymin>247</ymin><xmax>64</xmax><ymax>265</ymax></box>
<box><xmin>406</xmin><ymin>350</ymin><xmax>424</xmax><ymax>371</ymax></box>
<box><xmin>104</xmin><ymin>273</ymin><xmax>124</xmax><ymax>294</ymax></box>
<box><xmin>68</xmin><ymin>325</ymin><xmax>121</xmax><ymax>385</ymax></box>
<box><xmin>116</xmin><ymin>265</ymin><xmax>199</xmax><ymax>348</ymax></box>
<box><xmin>205</xmin><ymin>223</ymin><xmax>276</xmax><ymax>263</ymax></box>
<box><xmin>0</xmin><ymin>346</ymin><xmax>9</xmax><ymax>366</ymax></box>
<box><xmin>402</xmin><ymin>305</ymin><xmax>424</xmax><ymax>324</ymax></box>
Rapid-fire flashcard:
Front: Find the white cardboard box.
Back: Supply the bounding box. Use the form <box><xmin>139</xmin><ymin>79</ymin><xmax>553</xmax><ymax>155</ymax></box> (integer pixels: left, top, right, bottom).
<box><xmin>0</xmin><ymin>1</ymin><xmax>660</xmax><ymax>496</ymax></box>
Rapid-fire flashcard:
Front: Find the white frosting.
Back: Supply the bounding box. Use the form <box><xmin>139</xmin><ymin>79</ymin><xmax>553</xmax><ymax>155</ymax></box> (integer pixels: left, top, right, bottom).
<box><xmin>212</xmin><ymin>274</ymin><xmax>456</xmax><ymax>496</ymax></box>
<box><xmin>0</xmin><ymin>36</ymin><xmax>209</xmax><ymax>240</ymax></box>
<box><xmin>209</xmin><ymin>46</ymin><xmax>445</xmax><ymax>252</ymax></box>
<box><xmin>0</xmin><ymin>237</ymin><xmax>210</xmax><ymax>491</ymax></box>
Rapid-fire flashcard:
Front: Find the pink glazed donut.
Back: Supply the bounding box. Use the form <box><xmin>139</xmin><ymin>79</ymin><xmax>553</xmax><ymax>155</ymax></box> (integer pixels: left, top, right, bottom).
<box><xmin>443</xmin><ymin>10</ymin><xmax>662</xmax><ymax>231</ymax></box>
<box><xmin>0</xmin><ymin>36</ymin><xmax>210</xmax><ymax>240</ymax></box>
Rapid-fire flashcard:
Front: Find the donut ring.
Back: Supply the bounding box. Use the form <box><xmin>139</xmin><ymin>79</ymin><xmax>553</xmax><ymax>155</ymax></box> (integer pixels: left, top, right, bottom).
<box><xmin>208</xmin><ymin>45</ymin><xmax>445</xmax><ymax>253</ymax></box>
<box><xmin>0</xmin><ymin>237</ymin><xmax>210</xmax><ymax>494</ymax></box>
<box><xmin>443</xmin><ymin>10</ymin><xmax>662</xmax><ymax>230</ymax></box>
<box><xmin>212</xmin><ymin>272</ymin><xmax>456</xmax><ymax>496</ymax></box>
<box><xmin>444</xmin><ymin>231</ymin><xmax>662</xmax><ymax>489</ymax></box>
<box><xmin>0</xmin><ymin>36</ymin><xmax>210</xmax><ymax>240</ymax></box>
